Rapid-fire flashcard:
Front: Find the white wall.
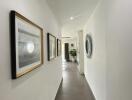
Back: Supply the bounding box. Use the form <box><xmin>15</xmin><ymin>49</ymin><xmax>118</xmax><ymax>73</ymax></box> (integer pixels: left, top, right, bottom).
<box><xmin>83</xmin><ymin>0</ymin><xmax>132</xmax><ymax>100</ymax></box>
<box><xmin>83</xmin><ymin>1</ymin><xmax>107</xmax><ymax>100</ymax></box>
<box><xmin>106</xmin><ymin>0</ymin><xmax>132</xmax><ymax>100</ymax></box>
<box><xmin>0</xmin><ymin>0</ymin><xmax>62</xmax><ymax>100</ymax></box>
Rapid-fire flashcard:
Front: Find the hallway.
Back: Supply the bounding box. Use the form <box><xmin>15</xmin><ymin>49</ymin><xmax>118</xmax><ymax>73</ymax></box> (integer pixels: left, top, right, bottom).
<box><xmin>55</xmin><ymin>62</ymin><xmax>95</xmax><ymax>100</ymax></box>
<box><xmin>0</xmin><ymin>0</ymin><xmax>132</xmax><ymax>100</ymax></box>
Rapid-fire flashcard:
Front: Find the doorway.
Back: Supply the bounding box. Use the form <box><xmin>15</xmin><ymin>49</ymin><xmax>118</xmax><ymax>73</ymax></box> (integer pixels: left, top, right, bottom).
<box><xmin>64</xmin><ymin>43</ymin><xmax>70</xmax><ymax>62</ymax></box>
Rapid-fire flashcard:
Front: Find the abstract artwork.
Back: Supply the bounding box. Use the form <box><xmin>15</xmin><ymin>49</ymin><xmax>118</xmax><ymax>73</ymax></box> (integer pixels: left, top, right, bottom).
<box><xmin>57</xmin><ymin>39</ymin><xmax>61</xmax><ymax>56</ymax></box>
<box><xmin>85</xmin><ymin>34</ymin><xmax>93</xmax><ymax>58</ymax></box>
<box><xmin>10</xmin><ymin>11</ymin><xmax>43</xmax><ymax>79</ymax></box>
<box><xmin>47</xmin><ymin>33</ymin><xmax>56</xmax><ymax>61</ymax></box>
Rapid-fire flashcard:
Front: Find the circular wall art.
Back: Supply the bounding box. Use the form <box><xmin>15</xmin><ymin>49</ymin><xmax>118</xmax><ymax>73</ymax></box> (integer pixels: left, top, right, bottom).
<box><xmin>85</xmin><ymin>34</ymin><xmax>93</xmax><ymax>58</ymax></box>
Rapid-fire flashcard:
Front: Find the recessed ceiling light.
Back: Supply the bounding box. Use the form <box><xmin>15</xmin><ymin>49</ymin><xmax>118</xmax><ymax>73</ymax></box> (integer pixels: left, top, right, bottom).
<box><xmin>70</xmin><ymin>17</ymin><xmax>74</xmax><ymax>20</ymax></box>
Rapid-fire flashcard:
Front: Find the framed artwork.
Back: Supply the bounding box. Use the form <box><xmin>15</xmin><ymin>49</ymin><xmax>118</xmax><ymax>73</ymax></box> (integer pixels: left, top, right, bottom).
<box><xmin>10</xmin><ymin>11</ymin><xmax>43</xmax><ymax>79</ymax></box>
<box><xmin>47</xmin><ymin>33</ymin><xmax>56</xmax><ymax>61</ymax></box>
<box><xmin>57</xmin><ymin>39</ymin><xmax>61</xmax><ymax>56</ymax></box>
<box><xmin>85</xmin><ymin>34</ymin><xmax>93</xmax><ymax>58</ymax></box>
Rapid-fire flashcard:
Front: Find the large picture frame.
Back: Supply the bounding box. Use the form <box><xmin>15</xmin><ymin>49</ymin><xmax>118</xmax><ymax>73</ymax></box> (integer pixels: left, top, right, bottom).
<box><xmin>10</xmin><ymin>11</ymin><xmax>43</xmax><ymax>79</ymax></box>
<box><xmin>47</xmin><ymin>33</ymin><xmax>56</xmax><ymax>61</ymax></box>
<box><xmin>57</xmin><ymin>39</ymin><xmax>61</xmax><ymax>56</ymax></box>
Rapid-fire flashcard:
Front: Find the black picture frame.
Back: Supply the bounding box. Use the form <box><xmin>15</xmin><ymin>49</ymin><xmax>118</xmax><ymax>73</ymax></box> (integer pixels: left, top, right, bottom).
<box><xmin>57</xmin><ymin>39</ymin><xmax>61</xmax><ymax>56</ymax></box>
<box><xmin>47</xmin><ymin>33</ymin><xmax>56</xmax><ymax>61</ymax></box>
<box><xmin>10</xmin><ymin>11</ymin><xmax>43</xmax><ymax>79</ymax></box>
<box><xmin>85</xmin><ymin>34</ymin><xmax>93</xmax><ymax>58</ymax></box>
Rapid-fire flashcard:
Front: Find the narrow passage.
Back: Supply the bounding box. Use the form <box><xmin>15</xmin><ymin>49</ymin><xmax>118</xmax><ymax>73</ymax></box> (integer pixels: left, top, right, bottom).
<box><xmin>55</xmin><ymin>62</ymin><xmax>95</xmax><ymax>100</ymax></box>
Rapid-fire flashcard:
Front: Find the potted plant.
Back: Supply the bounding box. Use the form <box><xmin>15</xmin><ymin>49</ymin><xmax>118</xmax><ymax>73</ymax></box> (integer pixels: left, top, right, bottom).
<box><xmin>69</xmin><ymin>49</ymin><xmax>77</xmax><ymax>62</ymax></box>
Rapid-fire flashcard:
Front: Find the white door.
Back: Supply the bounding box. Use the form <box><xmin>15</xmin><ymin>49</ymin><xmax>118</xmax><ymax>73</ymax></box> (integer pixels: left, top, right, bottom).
<box><xmin>77</xmin><ymin>30</ymin><xmax>84</xmax><ymax>75</ymax></box>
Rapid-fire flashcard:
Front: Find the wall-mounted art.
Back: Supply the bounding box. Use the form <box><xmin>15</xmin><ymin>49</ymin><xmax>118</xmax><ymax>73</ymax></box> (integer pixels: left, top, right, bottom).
<box><xmin>57</xmin><ymin>39</ymin><xmax>61</xmax><ymax>56</ymax></box>
<box><xmin>10</xmin><ymin>11</ymin><xmax>43</xmax><ymax>79</ymax></box>
<box><xmin>85</xmin><ymin>34</ymin><xmax>93</xmax><ymax>58</ymax></box>
<box><xmin>47</xmin><ymin>33</ymin><xmax>56</xmax><ymax>61</ymax></box>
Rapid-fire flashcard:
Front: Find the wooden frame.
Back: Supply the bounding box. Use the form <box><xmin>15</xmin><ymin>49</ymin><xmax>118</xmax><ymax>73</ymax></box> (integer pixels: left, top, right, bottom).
<box><xmin>47</xmin><ymin>33</ymin><xmax>56</xmax><ymax>61</ymax></box>
<box><xmin>10</xmin><ymin>11</ymin><xmax>43</xmax><ymax>79</ymax></box>
<box><xmin>57</xmin><ymin>39</ymin><xmax>61</xmax><ymax>56</ymax></box>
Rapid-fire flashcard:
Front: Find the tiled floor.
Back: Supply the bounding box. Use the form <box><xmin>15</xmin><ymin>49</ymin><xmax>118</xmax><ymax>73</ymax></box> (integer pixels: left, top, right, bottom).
<box><xmin>55</xmin><ymin>62</ymin><xmax>95</xmax><ymax>100</ymax></box>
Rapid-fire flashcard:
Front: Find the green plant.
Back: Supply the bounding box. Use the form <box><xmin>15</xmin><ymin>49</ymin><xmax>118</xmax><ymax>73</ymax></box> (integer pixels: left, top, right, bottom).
<box><xmin>69</xmin><ymin>49</ymin><xmax>77</xmax><ymax>57</ymax></box>
<box><xmin>69</xmin><ymin>49</ymin><xmax>77</xmax><ymax>62</ymax></box>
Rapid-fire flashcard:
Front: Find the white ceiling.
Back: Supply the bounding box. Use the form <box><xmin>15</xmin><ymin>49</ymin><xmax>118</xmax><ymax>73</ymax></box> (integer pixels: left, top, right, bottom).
<box><xmin>46</xmin><ymin>0</ymin><xmax>99</xmax><ymax>37</ymax></box>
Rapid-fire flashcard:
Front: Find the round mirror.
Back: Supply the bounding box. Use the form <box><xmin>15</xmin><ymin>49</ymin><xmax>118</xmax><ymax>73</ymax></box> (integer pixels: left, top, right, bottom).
<box><xmin>85</xmin><ymin>34</ymin><xmax>93</xmax><ymax>58</ymax></box>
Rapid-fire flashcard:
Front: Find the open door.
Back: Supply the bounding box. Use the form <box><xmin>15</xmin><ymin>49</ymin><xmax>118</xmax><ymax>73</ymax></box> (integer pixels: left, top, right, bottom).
<box><xmin>77</xmin><ymin>30</ymin><xmax>84</xmax><ymax>75</ymax></box>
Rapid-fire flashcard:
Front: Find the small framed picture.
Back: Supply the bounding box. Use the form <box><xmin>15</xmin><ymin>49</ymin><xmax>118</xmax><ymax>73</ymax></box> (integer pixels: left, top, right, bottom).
<box><xmin>57</xmin><ymin>39</ymin><xmax>61</xmax><ymax>56</ymax></box>
<box><xmin>47</xmin><ymin>33</ymin><xmax>56</xmax><ymax>61</ymax></box>
<box><xmin>10</xmin><ymin>11</ymin><xmax>43</xmax><ymax>79</ymax></box>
